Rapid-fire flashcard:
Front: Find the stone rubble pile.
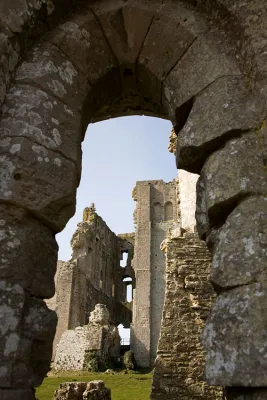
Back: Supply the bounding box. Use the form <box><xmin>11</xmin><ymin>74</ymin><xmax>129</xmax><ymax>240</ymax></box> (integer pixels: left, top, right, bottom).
<box><xmin>54</xmin><ymin>381</ymin><xmax>111</xmax><ymax>400</ymax></box>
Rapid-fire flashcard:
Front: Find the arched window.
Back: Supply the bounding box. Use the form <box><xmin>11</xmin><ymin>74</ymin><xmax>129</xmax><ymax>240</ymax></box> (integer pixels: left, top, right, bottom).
<box><xmin>152</xmin><ymin>202</ymin><xmax>163</xmax><ymax>222</ymax></box>
<box><xmin>164</xmin><ymin>201</ymin><xmax>173</xmax><ymax>221</ymax></box>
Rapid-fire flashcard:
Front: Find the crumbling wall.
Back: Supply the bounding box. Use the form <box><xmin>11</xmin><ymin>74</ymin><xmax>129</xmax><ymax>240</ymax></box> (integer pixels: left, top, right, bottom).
<box><xmin>151</xmin><ymin>232</ymin><xmax>223</xmax><ymax>400</ymax></box>
<box><xmin>54</xmin><ymin>304</ymin><xmax>120</xmax><ymax>371</ymax></box>
<box><xmin>50</xmin><ymin>206</ymin><xmax>133</xmax><ymax>353</ymax></box>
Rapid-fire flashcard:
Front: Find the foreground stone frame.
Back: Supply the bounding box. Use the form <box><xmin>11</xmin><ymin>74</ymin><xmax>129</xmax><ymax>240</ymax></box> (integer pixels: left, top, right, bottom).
<box><xmin>0</xmin><ymin>1</ymin><xmax>267</xmax><ymax>399</ymax></box>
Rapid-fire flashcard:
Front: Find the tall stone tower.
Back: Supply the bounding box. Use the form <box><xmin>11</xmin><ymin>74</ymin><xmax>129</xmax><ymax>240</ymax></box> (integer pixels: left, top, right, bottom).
<box><xmin>131</xmin><ymin>179</ymin><xmax>180</xmax><ymax>367</ymax></box>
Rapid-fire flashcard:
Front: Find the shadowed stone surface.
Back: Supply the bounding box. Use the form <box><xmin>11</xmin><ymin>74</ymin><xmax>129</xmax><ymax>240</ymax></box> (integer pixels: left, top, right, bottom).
<box><xmin>164</xmin><ymin>28</ymin><xmax>240</xmax><ymax>122</ymax></box>
<box><xmin>0</xmin><ymin>389</ymin><xmax>35</xmax><ymax>400</ymax></box>
<box><xmin>211</xmin><ymin>196</ymin><xmax>267</xmax><ymax>289</ymax></box>
<box><xmin>225</xmin><ymin>388</ymin><xmax>267</xmax><ymax>400</ymax></box>
<box><xmin>0</xmin><ymin>280</ymin><xmax>57</xmax><ymax>388</ymax></box>
<box><xmin>203</xmin><ymin>280</ymin><xmax>267</xmax><ymax>386</ymax></box>
<box><xmin>0</xmin><ymin>136</ymin><xmax>78</xmax><ymax>231</ymax></box>
<box><xmin>176</xmin><ymin>76</ymin><xmax>265</xmax><ymax>173</ymax></box>
<box><xmin>197</xmin><ymin>131</ymin><xmax>267</xmax><ymax>225</ymax></box>
<box><xmin>0</xmin><ymin>204</ymin><xmax>57</xmax><ymax>298</ymax></box>
<box><xmin>138</xmin><ymin>12</ymin><xmax>195</xmax><ymax>102</ymax></box>
<box><xmin>195</xmin><ymin>176</ymin><xmax>210</xmax><ymax>239</ymax></box>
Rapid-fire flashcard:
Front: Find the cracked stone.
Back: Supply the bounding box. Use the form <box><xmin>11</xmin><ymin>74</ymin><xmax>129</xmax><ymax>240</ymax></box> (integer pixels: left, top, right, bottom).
<box><xmin>203</xmin><ymin>280</ymin><xmax>267</xmax><ymax>386</ymax></box>
<box><xmin>211</xmin><ymin>196</ymin><xmax>267</xmax><ymax>288</ymax></box>
<box><xmin>164</xmin><ymin>28</ymin><xmax>240</xmax><ymax>122</ymax></box>
<box><xmin>0</xmin><ymin>136</ymin><xmax>78</xmax><ymax>231</ymax></box>
<box><xmin>0</xmin><ymin>203</ymin><xmax>57</xmax><ymax>298</ymax></box>
<box><xmin>176</xmin><ymin>76</ymin><xmax>265</xmax><ymax>173</ymax></box>
<box><xmin>197</xmin><ymin>131</ymin><xmax>267</xmax><ymax>225</ymax></box>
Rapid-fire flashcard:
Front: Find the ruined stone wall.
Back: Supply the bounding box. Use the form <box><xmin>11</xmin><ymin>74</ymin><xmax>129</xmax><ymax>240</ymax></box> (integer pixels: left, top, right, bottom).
<box><xmin>50</xmin><ymin>207</ymin><xmax>133</xmax><ymax>353</ymax></box>
<box><xmin>151</xmin><ymin>232</ymin><xmax>222</xmax><ymax>400</ymax></box>
<box><xmin>54</xmin><ymin>304</ymin><xmax>120</xmax><ymax>371</ymax></box>
<box><xmin>131</xmin><ymin>180</ymin><xmax>180</xmax><ymax>367</ymax></box>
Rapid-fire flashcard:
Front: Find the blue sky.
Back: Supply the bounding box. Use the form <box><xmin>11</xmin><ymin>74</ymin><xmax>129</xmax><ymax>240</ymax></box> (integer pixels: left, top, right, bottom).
<box><xmin>56</xmin><ymin>115</ymin><xmax>176</xmax><ymax>260</ymax></box>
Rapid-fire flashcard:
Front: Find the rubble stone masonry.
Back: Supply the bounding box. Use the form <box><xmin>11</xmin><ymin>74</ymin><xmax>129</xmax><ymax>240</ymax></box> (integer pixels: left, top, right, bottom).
<box><xmin>151</xmin><ymin>232</ymin><xmax>223</xmax><ymax>399</ymax></box>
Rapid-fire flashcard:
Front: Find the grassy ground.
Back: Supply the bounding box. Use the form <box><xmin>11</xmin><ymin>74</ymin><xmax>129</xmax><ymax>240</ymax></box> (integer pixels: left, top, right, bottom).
<box><xmin>36</xmin><ymin>370</ymin><xmax>152</xmax><ymax>400</ymax></box>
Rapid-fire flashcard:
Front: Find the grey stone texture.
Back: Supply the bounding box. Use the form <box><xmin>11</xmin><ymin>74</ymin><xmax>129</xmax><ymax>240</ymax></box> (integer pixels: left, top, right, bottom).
<box><xmin>151</xmin><ymin>232</ymin><xmax>222</xmax><ymax>400</ymax></box>
<box><xmin>0</xmin><ymin>203</ymin><xmax>57</xmax><ymax>298</ymax></box>
<box><xmin>54</xmin><ymin>381</ymin><xmax>111</xmax><ymax>400</ymax></box>
<box><xmin>0</xmin><ymin>135</ymin><xmax>78</xmax><ymax>232</ymax></box>
<box><xmin>0</xmin><ymin>280</ymin><xmax>57</xmax><ymax>389</ymax></box>
<box><xmin>203</xmin><ymin>280</ymin><xmax>267</xmax><ymax>387</ymax></box>
<box><xmin>211</xmin><ymin>196</ymin><xmax>267</xmax><ymax>289</ymax></box>
<box><xmin>164</xmin><ymin>28</ymin><xmax>241</xmax><ymax>123</ymax></box>
<box><xmin>196</xmin><ymin>131</ymin><xmax>267</xmax><ymax>235</ymax></box>
<box><xmin>176</xmin><ymin>76</ymin><xmax>265</xmax><ymax>173</ymax></box>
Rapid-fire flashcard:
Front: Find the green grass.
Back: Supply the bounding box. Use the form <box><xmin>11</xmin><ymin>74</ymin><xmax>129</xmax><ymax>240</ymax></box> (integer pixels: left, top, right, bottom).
<box><xmin>36</xmin><ymin>371</ymin><xmax>152</xmax><ymax>400</ymax></box>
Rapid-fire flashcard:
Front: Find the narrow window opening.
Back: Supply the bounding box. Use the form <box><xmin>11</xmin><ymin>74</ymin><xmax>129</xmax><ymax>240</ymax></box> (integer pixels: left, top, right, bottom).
<box><xmin>120</xmin><ymin>251</ymin><xmax>128</xmax><ymax>268</ymax></box>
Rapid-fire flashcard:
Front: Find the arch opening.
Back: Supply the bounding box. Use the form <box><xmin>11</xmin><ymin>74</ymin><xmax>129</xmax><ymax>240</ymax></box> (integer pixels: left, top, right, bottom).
<box><xmin>0</xmin><ymin>1</ymin><xmax>265</xmax><ymax>399</ymax></box>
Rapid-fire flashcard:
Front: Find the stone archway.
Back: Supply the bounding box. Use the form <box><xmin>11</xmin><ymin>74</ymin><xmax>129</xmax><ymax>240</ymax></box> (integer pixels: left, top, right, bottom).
<box><xmin>0</xmin><ymin>1</ymin><xmax>267</xmax><ymax>399</ymax></box>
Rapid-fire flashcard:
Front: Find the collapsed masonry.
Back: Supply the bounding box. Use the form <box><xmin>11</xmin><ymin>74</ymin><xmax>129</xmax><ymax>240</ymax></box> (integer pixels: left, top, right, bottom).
<box><xmin>47</xmin><ymin>203</ymin><xmax>134</xmax><ymax>357</ymax></box>
<box><xmin>54</xmin><ymin>381</ymin><xmax>111</xmax><ymax>400</ymax></box>
<box><xmin>54</xmin><ymin>304</ymin><xmax>120</xmax><ymax>371</ymax></box>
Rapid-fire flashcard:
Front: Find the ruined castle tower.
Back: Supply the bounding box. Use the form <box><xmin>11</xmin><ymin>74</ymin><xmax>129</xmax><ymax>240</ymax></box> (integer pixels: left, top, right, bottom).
<box><xmin>131</xmin><ymin>179</ymin><xmax>180</xmax><ymax>367</ymax></box>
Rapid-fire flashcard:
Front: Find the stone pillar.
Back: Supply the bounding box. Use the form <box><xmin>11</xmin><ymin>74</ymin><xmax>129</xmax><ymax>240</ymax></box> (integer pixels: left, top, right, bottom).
<box><xmin>0</xmin><ymin>204</ymin><xmax>59</xmax><ymax>399</ymax></box>
<box><xmin>175</xmin><ymin>75</ymin><xmax>267</xmax><ymax>395</ymax></box>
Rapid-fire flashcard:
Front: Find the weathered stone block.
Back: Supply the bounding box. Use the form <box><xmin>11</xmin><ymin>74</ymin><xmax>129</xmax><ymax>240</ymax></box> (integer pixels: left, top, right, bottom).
<box><xmin>15</xmin><ymin>41</ymin><xmax>89</xmax><ymax>112</ymax></box>
<box><xmin>176</xmin><ymin>76</ymin><xmax>265</xmax><ymax>173</ymax></box>
<box><xmin>164</xmin><ymin>29</ymin><xmax>240</xmax><ymax>122</ymax></box>
<box><xmin>195</xmin><ymin>176</ymin><xmax>210</xmax><ymax>239</ymax></box>
<box><xmin>225</xmin><ymin>388</ymin><xmax>267</xmax><ymax>400</ymax></box>
<box><xmin>197</xmin><ymin>131</ymin><xmax>267</xmax><ymax>225</ymax></box>
<box><xmin>83</xmin><ymin>381</ymin><xmax>111</xmax><ymax>400</ymax></box>
<box><xmin>138</xmin><ymin>12</ymin><xmax>195</xmax><ymax>102</ymax></box>
<box><xmin>0</xmin><ymin>85</ymin><xmax>82</xmax><ymax>169</ymax></box>
<box><xmin>0</xmin><ymin>204</ymin><xmax>57</xmax><ymax>298</ymax></box>
<box><xmin>0</xmin><ymin>32</ymin><xmax>19</xmax><ymax>107</ymax></box>
<box><xmin>14</xmin><ymin>297</ymin><xmax>57</xmax><ymax>387</ymax></box>
<box><xmin>203</xmin><ymin>281</ymin><xmax>267</xmax><ymax>386</ymax></box>
<box><xmin>211</xmin><ymin>196</ymin><xmax>267</xmax><ymax>289</ymax></box>
<box><xmin>54</xmin><ymin>382</ymin><xmax>87</xmax><ymax>400</ymax></box>
<box><xmin>45</xmin><ymin>9</ymin><xmax>117</xmax><ymax>85</ymax></box>
<box><xmin>0</xmin><ymin>280</ymin><xmax>57</xmax><ymax>388</ymax></box>
<box><xmin>90</xmin><ymin>1</ymin><xmax>157</xmax><ymax>66</ymax></box>
<box><xmin>0</xmin><ymin>136</ymin><xmax>77</xmax><ymax>231</ymax></box>
<box><xmin>54</xmin><ymin>381</ymin><xmax>111</xmax><ymax>400</ymax></box>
